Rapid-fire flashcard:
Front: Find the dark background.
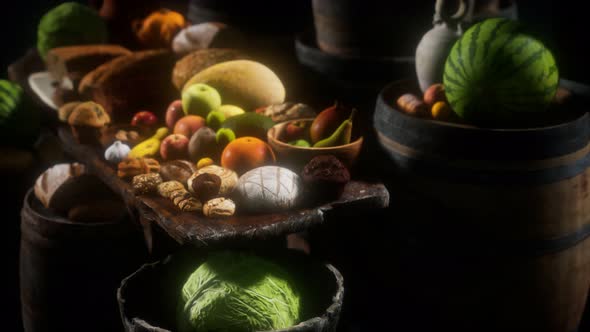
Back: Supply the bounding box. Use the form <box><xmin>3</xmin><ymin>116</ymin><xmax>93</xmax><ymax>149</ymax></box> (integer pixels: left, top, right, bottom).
<box><xmin>2</xmin><ymin>1</ymin><xmax>589</xmax><ymax>84</ymax></box>
<box><xmin>2</xmin><ymin>1</ymin><xmax>589</xmax><ymax>331</ymax></box>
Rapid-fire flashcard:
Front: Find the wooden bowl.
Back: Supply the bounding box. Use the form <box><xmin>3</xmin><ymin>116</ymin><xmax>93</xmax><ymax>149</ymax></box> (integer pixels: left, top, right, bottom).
<box><xmin>267</xmin><ymin>118</ymin><xmax>363</xmax><ymax>172</ymax></box>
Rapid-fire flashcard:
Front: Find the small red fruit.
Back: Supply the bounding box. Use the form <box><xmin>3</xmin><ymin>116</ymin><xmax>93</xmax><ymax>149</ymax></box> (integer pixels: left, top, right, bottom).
<box><xmin>131</xmin><ymin>111</ymin><xmax>158</xmax><ymax>127</ymax></box>
<box><xmin>165</xmin><ymin>100</ymin><xmax>184</xmax><ymax>129</ymax></box>
<box><xmin>160</xmin><ymin>134</ymin><xmax>189</xmax><ymax>160</ymax></box>
<box><xmin>283</xmin><ymin>120</ymin><xmax>307</xmax><ymax>142</ymax></box>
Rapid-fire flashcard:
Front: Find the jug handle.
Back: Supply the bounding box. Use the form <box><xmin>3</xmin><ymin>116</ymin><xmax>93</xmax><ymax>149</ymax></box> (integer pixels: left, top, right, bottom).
<box><xmin>434</xmin><ymin>0</ymin><xmax>473</xmax><ymax>26</ymax></box>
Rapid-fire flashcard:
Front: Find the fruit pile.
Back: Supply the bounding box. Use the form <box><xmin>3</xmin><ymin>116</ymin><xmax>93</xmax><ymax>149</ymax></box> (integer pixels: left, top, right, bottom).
<box><xmin>39</xmin><ymin>0</ymin><xmax>363</xmax><ymax>219</ymax></box>
<box><xmin>277</xmin><ymin>103</ymin><xmax>357</xmax><ymax>148</ymax></box>
<box><xmin>396</xmin><ymin>83</ymin><xmax>455</xmax><ymax>121</ymax></box>
<box><xmin>399</xmin><ymin>18</ymin><xmax>568</xmax><ymax>128</ymax></box>
<box><xmin>57</xmin><ymin>63</ymin><xmax>356</xmax><ymax>218</ymax></box>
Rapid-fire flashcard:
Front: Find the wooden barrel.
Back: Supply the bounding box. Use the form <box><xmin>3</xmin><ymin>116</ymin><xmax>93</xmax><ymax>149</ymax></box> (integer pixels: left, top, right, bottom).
<box><xmin>312</xmin><ymin>1</ymin><xmax>433</xmax><ymax>57</ymax></box>
<box><xmin>373</xmin><ymin>80</ymin><xmax>590</xmax><ymax>332</ymax></box>
<box><xmin>117</xmin><ymin>248</ymin><xmax>344</xmax><ymax>332</ymax></box>
<box><xmin>20</xmin><ymin>188</ymin><xmax>146</xmax><ymax>332</ymax></box>
<box><xmin>187</xmin><ymin>0</ymin><xmax>311</xmax><ymax>34</ymax></box>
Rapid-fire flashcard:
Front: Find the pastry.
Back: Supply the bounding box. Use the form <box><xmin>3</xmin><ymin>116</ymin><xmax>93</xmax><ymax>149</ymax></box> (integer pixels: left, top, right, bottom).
<box><xmin>301</xmin><ymin>155</ymin><xmax>351</xmax><ymax>202</ymax></box>
<box><xmin>171</xmin><ymin>48</ymin><xmax>247</xmax><ymax>90</ymax></box>
<box><xmin>190</xmin><ymin>173</ymin><xmax>221</xmax><ymax>202</ymax></box>
<box><xmin>187</xmin><ymin>165</ymin><xmax>238</xmax><ymax>197</ymax></box>
<box><xmin>117</xmin><ymin>158</ymin><xmax>160</xmax><ymax>179</ymax></box>
<box><xmin>132</xmin><ymin>173</ymin><xmax>163</xmax><ymax>195</ymax></box>
<box><xmin>159</xmin><ymin>160</ymin><xmax>197</xmax><ymax>186</ymax></box>
<box><xmin>157</xmin><ymin>180</ymin><xmax>185</xmax><ymax>198</ymax></box>
<box><xmin>203</xmin><ymin>197</ymin><xmax>235</xmax><ymax>218</ymax></box>
<box><xmin>157</xmin><ymin>181</ymin><xmax>202</xmax><ymax>212</ymax></box>
<box><xmin>67</xmin><ymin>101</ymin><xmax>111</xmax><ymax>145</ymax></box>
<box><xmin>78</xmin><ymin>50</ymin><xmax>177</xmax><ymax>123</ymax></box>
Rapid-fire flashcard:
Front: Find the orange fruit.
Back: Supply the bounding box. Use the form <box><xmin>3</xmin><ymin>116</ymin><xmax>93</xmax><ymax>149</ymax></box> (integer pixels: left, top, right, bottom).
<box><xmin>221</xmin><ymin>136</ymin><xmax>276</xmax><ymax>175</ymax></box>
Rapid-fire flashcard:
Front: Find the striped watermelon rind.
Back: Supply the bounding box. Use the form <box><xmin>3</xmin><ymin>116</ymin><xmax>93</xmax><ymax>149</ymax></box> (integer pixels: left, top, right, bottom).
<box><xmin>443</xmin><ymin>18</ymin><xmax>559</xmax><ymax>126</ymax></box>
<box><xmin>0</xmin><ymin>80</ymin><xmax>24</xmax><ymax>125</ymax></box>
<box><xmin>0</xmin><ymin>79</ymin><xmax>40</xmax><ymax>145</ymax></box>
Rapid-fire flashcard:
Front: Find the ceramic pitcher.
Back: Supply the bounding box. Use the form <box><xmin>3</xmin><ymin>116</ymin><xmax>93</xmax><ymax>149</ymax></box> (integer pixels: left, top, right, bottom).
<box><xmin>415</xmin><ymin>0</ymin><xmax>472</xmax><ymax>92</ymax></box>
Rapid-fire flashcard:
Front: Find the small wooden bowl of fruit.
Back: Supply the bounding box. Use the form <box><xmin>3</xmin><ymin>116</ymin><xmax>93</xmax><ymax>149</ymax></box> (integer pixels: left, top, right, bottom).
<box><xmin>267</xmin><ymin>104</ymin><xmax>363</xmax><ymax>172</ymax></box>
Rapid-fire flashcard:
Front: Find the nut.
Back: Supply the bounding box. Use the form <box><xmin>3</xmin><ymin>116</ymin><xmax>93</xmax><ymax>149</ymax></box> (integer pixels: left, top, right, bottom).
<box><xmin>191</xmin><ymin>173</ymin><xmax>221</xmax><ymax>202</ymax></box>
<box><xmin>203</xmin><ymin>197</ymin><xmax>236</xmax><ymax>218</ymax></box>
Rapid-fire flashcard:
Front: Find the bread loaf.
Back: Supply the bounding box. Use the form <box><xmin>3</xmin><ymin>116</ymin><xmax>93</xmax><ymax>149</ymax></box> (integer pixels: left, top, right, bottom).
<box><xmin>78</xmin><ymin>50</ymin><xmax>177</xmax><ymax>122</ymax></box>
<box><xmin>34</xmin><ymin>163</ymin><xmax>86</xmax><ymax>210</ymax></box>
<box><xmin>33</xmin><ymin>163</ymin><xmax>114</xmax><ymax>213</ymax></box>
<box><xmin>46</xmin><ymin>44</ymin><xmax>131</xmax><ymax>88</ymax></box>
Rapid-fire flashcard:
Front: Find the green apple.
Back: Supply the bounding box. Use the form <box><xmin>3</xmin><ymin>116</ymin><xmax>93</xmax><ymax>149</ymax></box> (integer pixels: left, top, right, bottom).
<box><xmin>181</xmin><ymin>83</ymin><xmax>222</xmax><ymax>117</ymax></box>
<box><xmin>217</xmin><ymin>104</ymin><xmax>245</xmax><ymax>119</ymax></box>
<box><xmin>206</xmin><ymin>110</ymin><xmax>226</xmax><ymax>131</ymax></box>
<box><xmin>289</xmin><ymin>139</ymin><xmax>311</xmax><ymax>147</ymax></box>
<box><xmin>216</xmin><ymin>128</ymin><xmax>236</xmax><ymax>148</ymax></box>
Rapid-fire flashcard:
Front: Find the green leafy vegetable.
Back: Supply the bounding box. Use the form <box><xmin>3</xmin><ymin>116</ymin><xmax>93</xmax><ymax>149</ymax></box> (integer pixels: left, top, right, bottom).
<box><xmin>178</xmin><ymin>252</ymin><xmax>301</xmax><ymax>332</ymax></box>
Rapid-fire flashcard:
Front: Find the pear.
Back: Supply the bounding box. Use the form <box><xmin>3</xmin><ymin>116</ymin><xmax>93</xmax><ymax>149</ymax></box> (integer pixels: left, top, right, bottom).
<box><xmin>128</xmin><ymin>127</ymin><xmax>169</xmax><ymax>158</ymax></box>
<box><xmin>310</xmin><ymin>102</ymin><xmax>351</xmax><ymax>144</ymax></box>
<box><xmin>313</xmin><ymin>109</ymin><xmax>356</xmax><ymax>148</ymax></box>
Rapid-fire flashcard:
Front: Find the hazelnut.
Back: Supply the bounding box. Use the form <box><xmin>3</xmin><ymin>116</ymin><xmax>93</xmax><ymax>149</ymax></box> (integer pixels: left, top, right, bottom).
<box><xmin>191</xmin><ymin>173</ymin><xmax>221</xmax><ymax>202</ymax></box>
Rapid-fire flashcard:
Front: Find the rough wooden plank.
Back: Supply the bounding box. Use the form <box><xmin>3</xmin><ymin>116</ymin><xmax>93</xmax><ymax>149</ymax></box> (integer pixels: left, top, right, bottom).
<box><xmin>58</xmin><ymin>125</ymin><xmax>390</xmax><ymax>247</ymax></box>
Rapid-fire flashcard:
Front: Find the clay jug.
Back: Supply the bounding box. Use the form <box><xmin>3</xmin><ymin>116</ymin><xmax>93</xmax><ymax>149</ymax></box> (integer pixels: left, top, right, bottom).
<box><xmin>415</xmin><ymin>0</ymin><xmax>472</xmax><ymax>92</ymax></box>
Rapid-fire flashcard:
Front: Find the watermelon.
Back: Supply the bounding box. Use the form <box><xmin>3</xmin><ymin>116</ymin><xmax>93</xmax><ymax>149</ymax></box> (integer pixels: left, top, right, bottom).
<box><xmin>0</xmin><ymin>80</ymin><xmax>40</xmax><ymax>146</ymax></box>
<box><xmin>443</xmin><ymin>18</ymin><xmax>559</xmax><ymax>126</ymax></box>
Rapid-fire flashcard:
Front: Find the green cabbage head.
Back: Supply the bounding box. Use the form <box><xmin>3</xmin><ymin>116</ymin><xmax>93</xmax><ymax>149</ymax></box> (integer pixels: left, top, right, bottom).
<box><xmin>178</xmin><ymin>252</ymin><xmax>301</xmax><ymax>332</ymax></box>
<box><xmin>37</xmin><ymin>2</ymin><xmax>108</xmax><ymax>59</ymax></box>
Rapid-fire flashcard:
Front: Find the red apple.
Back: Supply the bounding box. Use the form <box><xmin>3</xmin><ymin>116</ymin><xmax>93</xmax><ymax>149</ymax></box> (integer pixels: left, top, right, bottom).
<box><xmin>283</xmin><ymin>120</ymin><xmax>306</xmax><ymax>142</ymax></box>
<box><xmin>160</xmin><ymin>134</ymin><xmax>189</xmax><ymax>160</ymax></box>
<box><xmin>131</xmin><ymin>111</ymin><xmax>158</xmax><ymax>128</ymax></box>
<box><xmin>165</xmin><ymin>100</ymin><xmax>184</xmax><ymax>129</ymax></box>
<box><xmin>173</xmin><ymin>115</ymin><xmax>206</xmax><ymax>138</ymax></box>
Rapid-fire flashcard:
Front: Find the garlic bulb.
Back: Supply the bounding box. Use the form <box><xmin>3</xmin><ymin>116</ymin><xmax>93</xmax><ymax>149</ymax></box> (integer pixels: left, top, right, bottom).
<box><xmin>104</xmin><ymin>141</ymin><xmax>130</xmax><ymax>164</ymax></box>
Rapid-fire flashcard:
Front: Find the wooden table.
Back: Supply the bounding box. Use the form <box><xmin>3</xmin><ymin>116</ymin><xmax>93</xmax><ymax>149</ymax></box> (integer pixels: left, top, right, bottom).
<box><xmin>57</xmin><ymin>126</ymin><xmax>390</xmax><ymax>251</ymax></box>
